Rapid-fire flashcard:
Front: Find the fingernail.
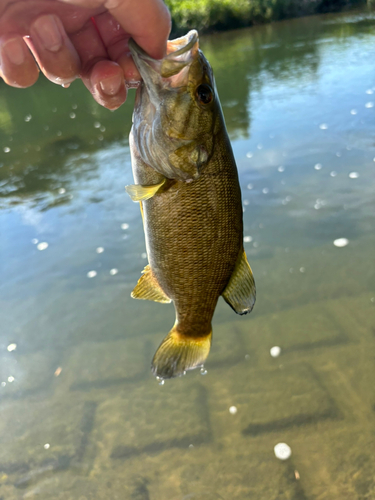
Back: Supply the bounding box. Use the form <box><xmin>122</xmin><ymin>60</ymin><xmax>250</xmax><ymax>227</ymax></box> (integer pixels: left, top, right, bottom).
<box><xmin>100</xmin><ymin>75</ymin><xmax>123</xmax><ymax>96</ymax></box>
<box><xmin>32</xmin><ymin>15</ymin><xmax>63</xmax><ymax>52</ymax></box>
<box><xmin>2</xmin><ymin>37</ymin><xmax>25</xmax><ymax>65</ymax></box>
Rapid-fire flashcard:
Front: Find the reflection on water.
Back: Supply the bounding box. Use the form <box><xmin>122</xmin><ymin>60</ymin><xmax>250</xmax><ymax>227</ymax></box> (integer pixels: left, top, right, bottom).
<box><xmin>1</xmin><ymin>8</ymin><xmax>375</xmax><ymax>500</ymax></box>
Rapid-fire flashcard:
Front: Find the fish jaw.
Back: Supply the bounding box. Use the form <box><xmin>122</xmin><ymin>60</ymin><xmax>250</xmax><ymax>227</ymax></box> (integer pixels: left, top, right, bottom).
<box><xmin>129</xmin><ymin>31</ymin><xmax>220</xmax><ymax>182</ymax></box>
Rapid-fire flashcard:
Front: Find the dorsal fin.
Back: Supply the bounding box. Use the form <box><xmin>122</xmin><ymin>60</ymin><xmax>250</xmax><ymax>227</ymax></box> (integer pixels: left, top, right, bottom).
<box><xmin>131</xmin><ymin>265</ymin><xmax>171</xmax><ymax>304</ymax></box>
<box><xmin>222</xmin><ymin>249</ymin><xmax>256</xmax><ymax>315</ymax></box>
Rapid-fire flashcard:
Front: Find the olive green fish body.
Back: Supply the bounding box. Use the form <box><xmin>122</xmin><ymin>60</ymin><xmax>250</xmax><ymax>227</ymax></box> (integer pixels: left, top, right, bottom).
<box><xmin>127</xmin><ymin>31</ymin><xmax>256</xmax><ymax>379</ymax></box>
<box><xmin>134</xmin><ymin>125</ymin><xmax>243</xmax><ymax>338</ymax></box>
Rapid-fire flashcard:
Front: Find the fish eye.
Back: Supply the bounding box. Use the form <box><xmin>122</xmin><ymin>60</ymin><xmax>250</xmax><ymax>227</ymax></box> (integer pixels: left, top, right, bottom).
<box><xmin>196</xmin><ymin>84</ymin><xmax>214</xmax><ymax>105</ymax></box>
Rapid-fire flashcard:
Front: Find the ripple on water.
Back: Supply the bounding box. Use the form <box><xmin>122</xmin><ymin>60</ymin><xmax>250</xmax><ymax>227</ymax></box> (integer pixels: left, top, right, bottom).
<box><xmin>37</xmin><ymin>242</ymin><xmax>48</xmax><ymax>251</ymax></box>
<box><xmin>333</xmin><ymin>238</ymin><xmax>349</xmax><ymax>247</ymax></box>
<box><xmin>274</xmin><ymin>443</ymin><xmax>292</xmax><ymax>460</ymax></box>
<box><xmin>270</xmin><ymin>346</ymin><xmax>281</xmax><ymax>357</ymax></box>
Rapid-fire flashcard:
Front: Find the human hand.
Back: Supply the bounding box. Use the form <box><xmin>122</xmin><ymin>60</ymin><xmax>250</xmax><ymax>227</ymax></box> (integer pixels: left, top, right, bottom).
<box><xmin>0</xmin><ymin>0</ymin><xmax>171</xmax><ymax>109</ymax></box>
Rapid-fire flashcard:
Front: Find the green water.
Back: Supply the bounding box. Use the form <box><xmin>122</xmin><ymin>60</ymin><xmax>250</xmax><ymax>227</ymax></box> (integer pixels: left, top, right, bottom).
<box><xmin>1</xmin><ymin>8</ymin><xmax>375</xmax><ymax>500</ymax></box>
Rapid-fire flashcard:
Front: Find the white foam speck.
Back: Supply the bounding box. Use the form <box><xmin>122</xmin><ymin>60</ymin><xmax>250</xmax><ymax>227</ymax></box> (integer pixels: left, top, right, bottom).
<box><xmin>244</xmin><ymin>236</ymin><xmax>253</xmax><ymax>243</ymax></box>
<box><xmin>87</xmin><ymin>270</ymin><xmax>97</xmax><ymax>278</ymax></box>
<box><xmin>1</xmin><ymin>382</ymin><xmax>6</xmax><ymax>387</ymax></box>
<box><xmin>366</xmin><ymin>89</ymin><xmax>373</xmax><ymax>95</ymax></box>
<box><xmin>7</xmin><ymin>376</ymin><xmax>14</xmax><ymax>383</ymax></box>
<box><xmin>333</xmin><ymin>238</ymin><xmax>349</xmax><ymax>247</ymax></box>
<box><xmin>37</xmin><ymin>242</ymin><xmax>48</xmax><ymax>251</ymax></box>
<box><xmin>24</xmin><ymin>114</ymin><xmax>32</xmax><ymax>122</ymax></box>
<box><xmin>350</xmin><ymin>109</ymin><xmax>357</xmax><ymax>115</ymax></box>
<box><xmin>32</xmin><ymin>238</ymin><xmax>39</xmax><ymax>244</ymax></box>
<box><xmin>141</xmin><ymin>253</ymin><xmax>147</xmax><ymax>259</ymax></box>
<box><xmin>314</xmin><ymin>163</ymin><xmax>322</xmax><ymax>170</ymax></box>
<box><xmin>246</xmin><ymin>152</ymin><xmax>253</xmax><ymax>158</ymax></box>
<box><xmin>110</xmin><ymin>268</ymin><xmax>118</xmax><ymax>276</ymax></box>
<box><xmin>121</xmin><ymin>223</ymin><xmax>129</xmax><ymax>230</ymax></box>
<box><xmin>7</xmin><ymin>343</ymin><xmax>17</xmax><ymax>352</ymax></box>
<box><xmin>44</xmin><ymin>443</ymin><xmax>50</xmax><ymax>450</ymax></box>
<box><xmin>270</xmin><ymin>346</ymin><xmax>281</xmax><ymax>357</ymax></box>
<box><xmin>58</xmin><ymin>188</ymin><xmax>66</xmax><ymax>195</ymax></box>
<box><xmin>274</xmin><ymin>443</ymin><xmax>292</xmax><ymax>460</ymax></box>
<box><xmin>365</xmin><ymin>102</ymin><xmax>374</xmax><ymax>108</ymax></box>
<box><xmin>330</xmin><ymin>171</ymin><xmax>337</xmax><ymax>177</ymax></box>
<box><xmin>3</xmin><ymin>147</ymin><xmax>10</xmax><ymax>153</ymax></box>
<box><xmin>247</xmin><ymin>183</ymin><xmax>253</xmax><ymax>190</ymax></box>
<box><xmin>69</xmin><ymin>112</ymin><xmax>76</xmax><ymax>119</ymax></box>
<box><xmin>94</xmin><ymin>121</ymin><xmax>101</xmax><ymax>128</ymax></box>
<box><xmin>229</xmin><ymin>406</ymin><xmax>237</xmax><ymax>415</ymax></box>
<box><xmin>319</xmin><ymin>123</ymin><xmax>328</xmax><ymax>130</ymax></box>
<box><xmin>96</xmin><ymin>247</ymin><xmax>104</xmax><ymax>253</ymax></box>
<box><xmin>278</xmin><ymin>166</ymin><xmax>285</xmax><ymax>172</ymax></box>
<box><xmin>262</xmin><ymin>188</ymin><xmax>269</xmax><ymax>194</ymax></box>
<box><xmin>300</xmin><ymin>267</ymin><xmax>305</xmax><ymax>273</ymax></box>
<box><xmin>349</xmin><ymin>172</ymin><xmax>359</xmax><ymax>179</ymax></box>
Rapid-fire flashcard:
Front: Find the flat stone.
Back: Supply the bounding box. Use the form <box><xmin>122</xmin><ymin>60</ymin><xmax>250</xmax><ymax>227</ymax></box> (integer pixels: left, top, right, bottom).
<box><xmin>65</xmin><ymin>338</ymin><xmax>149</xmax><ymax>392</ymax></box>
<box><xmin>92</xmin><ymin>378</ymin><xmax>210</xmax><ymax>464</ymax></box>
<box><xmin>209</xmin><ymin>363</ymin><xmax>338</xmax><ymax>441</ymax></box>
<box><xmin>0</xmin><ymin>397</ymin><xmax>90</xmax><ymax>483</ymax></box>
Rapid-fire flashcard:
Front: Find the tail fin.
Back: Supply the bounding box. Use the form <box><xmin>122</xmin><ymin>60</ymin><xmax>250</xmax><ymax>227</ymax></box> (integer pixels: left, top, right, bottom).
<box><xmin>151</xmin><ymin>325</ymin><xmax>212</xmax><ymax>379</ymax></box>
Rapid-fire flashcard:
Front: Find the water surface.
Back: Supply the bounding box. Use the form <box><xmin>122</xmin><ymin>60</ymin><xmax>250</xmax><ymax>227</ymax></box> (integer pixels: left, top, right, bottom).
<box><xmin>0</xmin><ymin>8</ymin><xmax>375</xmax><ymax>500</ymax></box>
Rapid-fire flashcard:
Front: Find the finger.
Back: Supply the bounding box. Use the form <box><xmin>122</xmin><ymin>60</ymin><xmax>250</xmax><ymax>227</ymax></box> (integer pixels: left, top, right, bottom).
<box><xmin>88</xmin><ymin>59</ymin><xmax>127</xmax><ymax>110</ymax></box>
<box><xmin>70</xmin><ymin>19</ymin><xmax>126</xmax><ymax>109</ymax></box>
<box><xmin>109</xmin><ymin>0</ymin><xmax>171</xmax><ymax>59</ymax></box>
<box><xmin>59</xmin><ymin>0</ymin><xmax>171</xmax><ymax>58</ymax></box>
<box><xmin>0</xmin><ymin>33</ymin><xmax>39</xmax><ymax>87</ymax></box>
<box><xmin>93</xmin><ymin>11</ymin><xmax>140</xmax><ymax>84</ymax></box>
<box><xmin>27</xmin><ymin>14</ymin><xmax>80</xmax><ymax>85</ymax></box>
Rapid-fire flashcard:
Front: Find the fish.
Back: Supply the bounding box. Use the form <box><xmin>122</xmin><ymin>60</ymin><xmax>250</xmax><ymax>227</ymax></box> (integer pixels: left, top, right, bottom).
<box><xmin>126</xmin><ymin>30</ymin><xmax>256</xmax><ymax>379</ymax></box>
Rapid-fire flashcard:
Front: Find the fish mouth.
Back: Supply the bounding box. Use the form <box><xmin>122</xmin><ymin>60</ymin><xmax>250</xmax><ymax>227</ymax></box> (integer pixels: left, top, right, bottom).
<box><xmin>128</xmin><ymin>30</ymin><xmax>199</xmax><ymax>82</ymax></box>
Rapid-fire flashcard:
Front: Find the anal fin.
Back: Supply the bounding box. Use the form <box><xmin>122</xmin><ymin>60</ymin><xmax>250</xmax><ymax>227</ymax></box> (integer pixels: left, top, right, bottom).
<box><xmin>222</xmin><ymin>249</ymin><xmax>256</xmax><ymax>315</ymax></box>
<box><xmin>131</xmin><ymin>265</ymin><xmax>171</xmax><ymax>304</ymax></box>
<box><xmin>125</xmin><ymin>179</ymin><xmax>166</xmax><ymax>202</ymax></box>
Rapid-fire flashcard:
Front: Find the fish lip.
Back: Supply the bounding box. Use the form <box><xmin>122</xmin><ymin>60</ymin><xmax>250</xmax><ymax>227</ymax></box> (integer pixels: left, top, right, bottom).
<box><xmin>128</xmin><ymin>30</ymin><xmax>199</xmax><ymax>78</ymax></box>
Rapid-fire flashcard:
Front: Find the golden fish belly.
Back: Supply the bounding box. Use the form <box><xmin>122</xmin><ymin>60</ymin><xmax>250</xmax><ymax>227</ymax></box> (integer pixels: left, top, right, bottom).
<box><xmin>139</xmin><ymin>131</ymin><xmax>243</xmax><ymax>337</ymax></box>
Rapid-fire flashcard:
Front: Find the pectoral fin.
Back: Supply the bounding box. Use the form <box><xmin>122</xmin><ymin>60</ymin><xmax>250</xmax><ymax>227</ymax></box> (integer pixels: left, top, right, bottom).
<box><xmin>125</xmin><ymin>179</ymin><xmax>166</xmax><ymax>202</ymax></box>
<box><xmin>222</xmin><ymin>249</ymin><xmax>256</xmax><ymax>315</ymax></box>
<box><xmin>131</xmin><ymin>265</ymin><xmax>171</xmax><ymax>304</ymax></box>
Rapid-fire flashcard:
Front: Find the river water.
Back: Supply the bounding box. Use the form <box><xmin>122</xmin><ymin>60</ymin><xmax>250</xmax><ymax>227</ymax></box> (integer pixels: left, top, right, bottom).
<box><xmin>0</xmin><ymin>8</ymin><xmax>374</xmax><ymax>500</ymax></box>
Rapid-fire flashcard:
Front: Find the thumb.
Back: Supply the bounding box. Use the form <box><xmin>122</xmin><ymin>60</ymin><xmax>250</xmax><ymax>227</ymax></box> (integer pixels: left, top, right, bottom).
<box><xmin>58</xmin><ymin>0</ymin><xmax>171</xmax><ymax>59</ymax></box>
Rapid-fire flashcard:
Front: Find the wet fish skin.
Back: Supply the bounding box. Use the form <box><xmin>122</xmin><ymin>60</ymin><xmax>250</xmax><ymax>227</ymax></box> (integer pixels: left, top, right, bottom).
<box><xmin>127</xmin><ymin>31</ymin><xmax>256</xmax><ymax>379</ymax></box>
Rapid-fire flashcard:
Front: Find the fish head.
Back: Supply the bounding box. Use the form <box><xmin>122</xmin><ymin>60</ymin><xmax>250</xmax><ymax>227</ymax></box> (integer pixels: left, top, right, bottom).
<box><xmin>129</xmin><ymin>30</ymin><xmax>221</xmax><ymax>182</ymax></box>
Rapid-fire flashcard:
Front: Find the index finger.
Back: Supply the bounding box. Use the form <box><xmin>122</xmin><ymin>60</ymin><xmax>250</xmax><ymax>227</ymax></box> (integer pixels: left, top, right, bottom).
<box><xmin>59</xmin><ymin>0</ymin><xmax>171</xmax><ymax>59</ymax></box>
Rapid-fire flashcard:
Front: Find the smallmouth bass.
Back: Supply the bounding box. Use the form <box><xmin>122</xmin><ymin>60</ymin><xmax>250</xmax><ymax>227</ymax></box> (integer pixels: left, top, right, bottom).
<box><xmin>126</xmin><ymin>31</ymin><xmax>256</xmax><ymax>379</ymax></box>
